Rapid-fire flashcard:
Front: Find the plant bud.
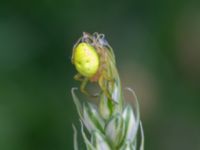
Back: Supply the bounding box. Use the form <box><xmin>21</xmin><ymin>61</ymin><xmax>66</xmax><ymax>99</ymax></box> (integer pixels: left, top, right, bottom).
<box><xmin>99</xmin><ymin>93</ymin><xmax>112</xmax><ymax>120</ymax></box>
<box><xmin>83</xmin><ymin>102</ymin><xmax>104</xmax><ymax>133</ymax></box>
<box><xmin>105</xmin><ymin>114</ymin><xmax>124</xmax><ymax>146</ymax></box>
<box><xmin>91</xmin><ymin>131</ymin><xmax>111</xmax><ymax>150</ymax></box>
<box><xmin>122</xmin><ymin>105</ymin><xmax>139</xmax><ymax>142</ymax></box>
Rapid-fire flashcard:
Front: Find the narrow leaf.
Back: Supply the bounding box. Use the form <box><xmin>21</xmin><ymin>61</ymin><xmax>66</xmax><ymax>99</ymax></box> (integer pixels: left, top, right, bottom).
<box><xmin>72</xmin><ymin>124</ymin><xmax>79</xmax><ymax>150</ymax></box>
<box><xmin>80</xmin><ymin>120</ymin><xmax>95</xmax><ymax>150</ymax></box>
<box><xmin>122</xmin><ymin>88</ymin><xmax>140</xmax><ymax>143</ymax></box>
<box><xmin>71</xmin><ymin>88</ymin><xmax>82</xmax><ymax>118</ymax></box>
<box><xmin>139</xmin><ymin>122</ymin><xmax>144</xmax><ymax>150</ymax></box>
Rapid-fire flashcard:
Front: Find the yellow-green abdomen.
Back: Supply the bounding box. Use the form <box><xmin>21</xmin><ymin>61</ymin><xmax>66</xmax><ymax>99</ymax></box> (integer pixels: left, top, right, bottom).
<box><xmin>73</xmin><ymin>43</ymin><xmax>99</xmax><ymax>77</ymax></box>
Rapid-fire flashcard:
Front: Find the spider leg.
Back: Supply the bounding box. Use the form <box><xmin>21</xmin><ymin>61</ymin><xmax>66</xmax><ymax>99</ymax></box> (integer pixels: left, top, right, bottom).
<box><xmin>98</xmin><ymin>75</ymin><xmax>112</xmax><ymax>100</ymax></box>
<box><xmin>74</xmin><ymin>74</ymin><xmax>91</xmax><ymax>96</ymax></box>
<box><xmin>74</xmin><ymin>73</ymin><xmax>84</xmax><ymax>81</ymax></box>
<box><xmin>80</xmin><ymin>78</ymin><xmax>90</xmax><ymax>96</ymax></box>
<box><xmin>77</xmin><ymin>77</ymin><xmax>100</xmax><ymax>97</ymax></box>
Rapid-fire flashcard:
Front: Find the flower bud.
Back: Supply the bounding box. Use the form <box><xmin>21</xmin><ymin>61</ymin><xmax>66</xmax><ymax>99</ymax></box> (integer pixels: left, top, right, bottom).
<box><xmin>91</xmin><ymin>131</ymin><xmax>111</xmax><ymax>150</ymax></box>
<box><xmin>105</xmin><ymin>114</ymin><xmax>124</xmax><ymax>146</ymax></box>
<box><xmin>99</xmin><ymin>93</ymin><xmax>112</xmax><ymax>120</ymax></box>
<box><xmin>122</xmin><ymin>105</ymin><xmax>139</xmax><ymax>142</ymax></box>
<box><xmin>83</xmin><ymin>102</ymin><xmax>104</xmax><ymax>133</ymax></box>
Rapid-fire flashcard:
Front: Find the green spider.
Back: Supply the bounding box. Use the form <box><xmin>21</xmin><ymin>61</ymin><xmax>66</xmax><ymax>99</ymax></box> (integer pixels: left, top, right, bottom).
<box><xmin>71</xmin><ymin>32</ymin><xmax>119</xmax><ymax>102</ymax></box>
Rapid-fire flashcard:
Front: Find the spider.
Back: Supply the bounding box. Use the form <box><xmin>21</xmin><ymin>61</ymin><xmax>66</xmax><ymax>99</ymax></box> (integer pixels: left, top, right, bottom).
<box><xmin>71</xmin><ymin>32</ymin><xmax>119</xmax><ymax>102</ymax></box>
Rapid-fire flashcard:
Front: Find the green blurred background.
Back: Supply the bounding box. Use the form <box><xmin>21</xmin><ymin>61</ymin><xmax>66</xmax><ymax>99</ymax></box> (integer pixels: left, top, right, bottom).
<box><xmin>0</xmin><ymin>0</ymin><xmax>200</xmax><ymax>150</ymax></box>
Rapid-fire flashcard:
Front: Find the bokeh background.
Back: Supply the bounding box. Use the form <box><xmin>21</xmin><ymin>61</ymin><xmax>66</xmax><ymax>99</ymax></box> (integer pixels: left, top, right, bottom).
<box><xmin>1</xmin><ymin>0</ymin><xmax>200</xmax><ymax>150</ymax></box>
